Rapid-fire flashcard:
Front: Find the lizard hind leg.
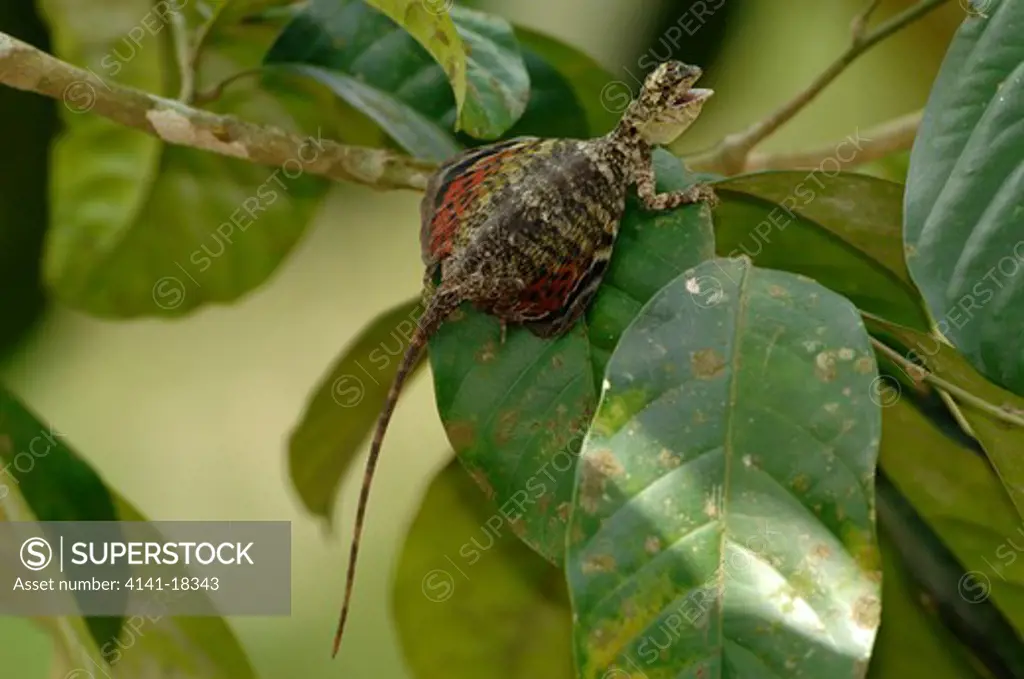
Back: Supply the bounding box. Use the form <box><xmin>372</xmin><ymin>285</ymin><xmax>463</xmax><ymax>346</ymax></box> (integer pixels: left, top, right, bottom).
<box><xmin>523</xmin><ymin>253</ymin><xmax>612</xmax><ymax>340</ymax></box>
<box><xmin>421</xmin><ymin>263</ymin><xmax>441</xmax><ymax>309</ymax></box>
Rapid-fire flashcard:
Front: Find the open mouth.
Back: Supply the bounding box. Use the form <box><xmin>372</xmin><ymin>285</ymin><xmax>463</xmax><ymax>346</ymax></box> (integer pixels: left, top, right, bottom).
<box><xmin>682</xmin><ymin>88</ymin><xmax>714</xmax><ymax>105</ymax></box>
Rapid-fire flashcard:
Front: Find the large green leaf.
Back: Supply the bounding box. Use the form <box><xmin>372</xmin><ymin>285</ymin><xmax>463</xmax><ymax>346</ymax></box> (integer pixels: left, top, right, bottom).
<box><xmin>289</xmin><ymin>297</ymin><xmax>423</xmax><ymax>523</ymax></box>
<box><xmin>867</xmin><ymin>315</ymin><xmax>1024</xmax><ymax>525</ymax></box>
<box><xmin>0</xmin><ymin>386</ymin><xmax>256</xmax><ymax>677</ymax></box>
<box><xmin>265</xmin><ymin>4</ymin><xmax>596</xmax><ymax>156</ymax></box>
<box><xmin>868</xmin><ymin>514</ymin><xmax>985</xmax><ymax>678</ymax></box>
<box><xmin>875</xmin><ymin>392</ymin><xmax>1024</xmax><ymax>639</ymax></box>
<box><xmin>567</xmin><ymin>258</ymin><xmax>882</xmax><ymax>679</ymax></box>
<box><xmin>428</xmin><ymin>150</ymin><xmax>715</xmax><ymax>564</ymax></box>
<box><xmin>875</xmin><ymin>464</ymin><xmax>1024</xmax><ymax>676</ymax></box>
<box><xmin>392</xmin><ymin>459</ymin><xmax>574</xmax><ymax>679</ymax></box>
<box><xmin>904</xmin><ymin>0</ymin><xmax>1024</xmax><ymax>395</ymax></box>
<box><xmin>265</xmin><ymin>0</ymin><xmax>530</xmax><ymax>158</ymax></box>
<box><xmin>714</xmin><ymin>172</ymin><xmax>930</xmax><ymax>331</ymax></box>
<box><xmin>41</xmin><ymin>1</ymin><xmax>328</xmax><ymax>317</ymax></box>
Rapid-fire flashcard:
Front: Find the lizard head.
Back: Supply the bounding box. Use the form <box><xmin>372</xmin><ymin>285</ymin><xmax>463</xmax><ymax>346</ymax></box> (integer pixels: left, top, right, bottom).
<box><xmin>629</xmin><ymin>61</ymin><xmax>713</xmax><ymax>145</ymax></box>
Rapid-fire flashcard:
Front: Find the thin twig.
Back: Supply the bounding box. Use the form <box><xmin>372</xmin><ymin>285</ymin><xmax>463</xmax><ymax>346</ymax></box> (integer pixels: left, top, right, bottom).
<box><xmin>851</xmin><ymin>0</ymin><xmax>884</xmax><ymax>39</ymax></box>
<box><xmin>870</xmin><ymin>337</ymin><xmax>1024</xmax><ymax>428</ymax></box>
<box><xmin>737</xmin><ymin>109</ymin><xmax>922</xmax><ymax>172</ymax></box>
<box><xmin>688</xmin><ymin>0</ymin><xmax>950</xmax><ymax>175</ymax></box>
<box><xmin>169</xmin><ymin>9</ymin><xmax>195</xmax><ymax>103</ymax></box>
<box><xmin>0</xmin><ymin>31</ymin><xmax>435</xmax><ymax>191</ymax></box>
<box><xmin>193</xmin><ymin>68</ymin><xmax>264</xmax><ymax>105</ymax></box>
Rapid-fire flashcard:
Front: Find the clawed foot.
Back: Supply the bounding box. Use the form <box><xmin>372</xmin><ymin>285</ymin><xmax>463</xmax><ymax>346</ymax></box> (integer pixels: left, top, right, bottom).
<box><xmin>689</xmin><ymin>183</ymin><xmax>719</xmax><ymax>209</ymax></box>
<box><xmin>640</xmin><ymin>182</ymin><xmax>719</xmax><ymax>211</ymax></box>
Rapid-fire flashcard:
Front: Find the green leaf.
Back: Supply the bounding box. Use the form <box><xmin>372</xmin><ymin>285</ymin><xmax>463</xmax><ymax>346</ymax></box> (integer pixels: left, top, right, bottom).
<box><xmin>392</xmin><ymin>459</ymin><xmax>574</xmax><ymax>679</ymax></box>
<box><xmin>265</xmin><ymin>1</ymin><xmax>529</xmax><ymax>152</ymax></box>
<box><xmin>513</xmin><ymin>27</ymin><xmax>620</xmax><ymax>137</ymax></box>
<box><xmin>42</xmin><ymin>1</ymin><xmax>328</xmax><ymax>317</ymax></box>
<box><xmin>874</xmin><ymin>465</ymin><xmax>1024</xmax><ymax>676</ymax></box>
<box><xmin>361</xmin><ymin>0</ymin><xmax>468</xmax><ymax>128</ymax></box>
<box><xmin>866</xmin><ymin>315</ymin><xmax>1024</xmax><ymax>531</ymax></box>
<box><xmin>868</xmin><ymin>524</ymin><xmax>985</xmax><ymax>678</ymax></box>
<box><xmin>39</xmin><ymin>0</ymin><xmax>164</xmax><ymax>313</ymax></box>
<box><xmin>567</xmin><ymin>258</ymin><xmax>882</xmax><ymax>679</ymax></box>
<box><xmin>875</xmin><ymin>393</ymin><xmax>1024</xmax><ymax>639</ymax></box>
<box><xmin>24</xmin><ymin>597</ymin><xmax>113</xmax><ymax>679</ymax></box>
<box><xmin>279</xmin><ymin>64</ymin><xmax>461</xmax><ymax>162</ymax></box>
<box><xmin>427</xmin><ymin>150</ymin><xmax>715</xmax><ymax>564</ymax></box>
<box><xmin>289</xmin><ymin>297</ymin><xmax>423</xmax><ymax>523</ymax></box>
<box><xmin>0</xmin><ymin>388</ymin><xmax>117</xmax><ymax>527</ymax></box>
<box><xmin>0</xmin><ymin>386</ymin><xmax>256</xmax><ymax>678</ymax></box>
<box><xmin>496</xmin><ymin>46</ymin><xmax>589</xmax><ymax>141</ymax></box>
<box><xmin>104</xmin><ymin>498</ymin><xmax>259</xmax><ymax>678</ymax></box>
<box><xmin>200</xmin><ymin>0</ymin><xmax>298</xmax><ymax>34</ymax></box>
<box><xmin>904</xmin><ymin>0</ymin><xmax>1024</xmax><ymax>395</ymax></box>
<box><xmin>0</xmin><ymin>385</ymin><xmax>122</xmax><ymax>647</ymax></box>
<box><xmin>714</xmin><ymin>171</ymin><xmax>930</xmax><ymax>331</ymax></box>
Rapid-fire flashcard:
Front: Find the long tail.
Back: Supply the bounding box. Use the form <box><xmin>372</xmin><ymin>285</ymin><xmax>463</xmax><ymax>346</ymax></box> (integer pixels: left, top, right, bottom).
<box><xmin>332</xmin><ymin>292</ymin><xmax>458</xmax><ymax>656</ymax></box>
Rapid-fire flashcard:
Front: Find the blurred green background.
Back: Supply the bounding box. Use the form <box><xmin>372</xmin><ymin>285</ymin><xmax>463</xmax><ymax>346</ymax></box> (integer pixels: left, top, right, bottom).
<box><xmin>0</xmin><ymin>0</ymin><xmax>964</xmax><ymax>676</ymax></box>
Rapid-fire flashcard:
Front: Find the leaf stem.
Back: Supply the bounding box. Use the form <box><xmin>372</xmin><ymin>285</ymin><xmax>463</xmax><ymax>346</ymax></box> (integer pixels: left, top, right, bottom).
<box><xmin>0</xmin><ymin>31</ymin><xmax>435</xmax><ymax>191</ymax></box>
<box><xmin>869</xmin><ymin>337</ymin><xmax>1024</xmax><ymax>428</ymax></box>
<box><xmin>687</xmin><ymin>0</ymin><xmax>950</xmax><ymax>174</ymax></box>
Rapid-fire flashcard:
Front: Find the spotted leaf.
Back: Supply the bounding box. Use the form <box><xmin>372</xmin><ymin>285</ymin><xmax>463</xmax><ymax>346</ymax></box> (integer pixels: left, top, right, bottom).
<box><xmin>567</xmin><ymin>258</ymin><xmax>882</xmax><ymax>679</ymax></box>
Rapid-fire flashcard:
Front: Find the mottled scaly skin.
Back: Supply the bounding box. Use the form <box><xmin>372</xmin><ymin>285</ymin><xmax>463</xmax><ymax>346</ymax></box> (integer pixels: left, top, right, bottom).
<box><xmin>421</xmin><ymin>135</ymin><xmax>631</xmax><ymax>335</ymax></box>
<box><xmin>333</xmin><ymin>61</ymin><xmax>716</xmax><ymax>655</ymax></box>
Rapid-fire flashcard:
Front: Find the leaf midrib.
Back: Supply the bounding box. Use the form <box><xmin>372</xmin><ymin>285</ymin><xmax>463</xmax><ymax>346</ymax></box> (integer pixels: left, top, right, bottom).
<box><xmin>714</xmin><ymin>259</ymin><xmax>751</xmax><ymax>673</ymax></box>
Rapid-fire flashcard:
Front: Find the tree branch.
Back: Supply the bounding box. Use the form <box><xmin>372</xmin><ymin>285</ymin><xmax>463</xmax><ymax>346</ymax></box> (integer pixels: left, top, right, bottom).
<box><xmin>687</xmin><ymin>0</ymin><xmax>950</xmax><ymax>175</ymax></box>
<box><xmin>0</xmin><ymin>31</ymin><xmax>435</xmax><ymax>192</ymax></box>
<box><xmin>737</xmin><ymin>109</ymin><xmax>921</xmax><ymax>172</ymax></box>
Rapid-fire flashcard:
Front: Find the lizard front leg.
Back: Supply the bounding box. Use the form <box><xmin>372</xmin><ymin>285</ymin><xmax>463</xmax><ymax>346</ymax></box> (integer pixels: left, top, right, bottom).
<box><xmin>634</xmin><ymin>148</ymin><xmax>718</xmax><ymax>211</ymax></box>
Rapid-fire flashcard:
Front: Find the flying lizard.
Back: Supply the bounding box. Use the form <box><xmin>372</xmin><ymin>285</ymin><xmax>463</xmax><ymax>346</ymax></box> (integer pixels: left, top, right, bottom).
<box><xmin>333</xmin><ymin>60</ymin><xmax>716</xmax><ymax>655</ymax></box>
